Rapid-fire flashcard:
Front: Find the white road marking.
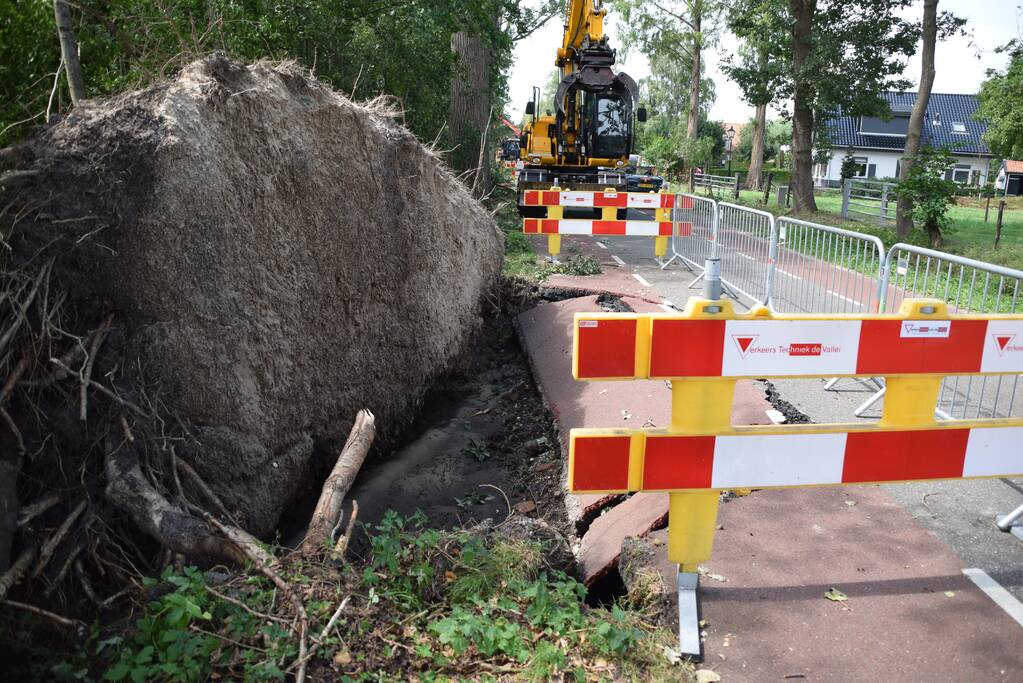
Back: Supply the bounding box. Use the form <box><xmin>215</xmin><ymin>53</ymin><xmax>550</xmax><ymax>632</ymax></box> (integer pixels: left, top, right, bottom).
<box><xmin>658</xmin><ymin>304</ymin><xmax>675</xmax><ymax>312</ymax></box>
<box><xmin>736</xmin><ymin>252</ymin><xmax>756</xmax><ymax>261</ymax></box>
<box><xmin>595</xmin><ymin>241</ymin><xmax>608</xmax><ymax>249</ymax></box>
<box><xmin>776</xmin><ymin>268</ymin><xmax>803</xmax><ymax>280</ymax></box>
<box><xmin>765</xmin><ymin>409</ymin><xmax>786</xmax><ymax>424</ymax></box>
<box><xmin>826</xmin><ymin>290</ymin><xmax>862</xmax><ymax>306</ymax></box>
<box><xmin>611</xmin><ymin>254</ymin><xmax>626</xmax><ymax>267</ymax></box>
<box><xmin>633</xmin><ymin>273</ymin><xmax>653</xmax><ymax>288</ymax></box>
<box><xmin>962</xmin><ymin>568</ymin><xmax>1023</xmax><ymax>628</ymax></box>
<box><xmin>662</xmin><ymin>299</ymin><xmax>676</xmax><ymax>309</ymax></box>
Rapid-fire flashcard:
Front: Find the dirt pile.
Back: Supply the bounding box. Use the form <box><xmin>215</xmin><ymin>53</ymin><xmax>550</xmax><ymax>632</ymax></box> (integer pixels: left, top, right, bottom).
<box><xmin>0</xmin><ymin>53</ymin><xmax>503</xmax><ymax>559</ymax></box>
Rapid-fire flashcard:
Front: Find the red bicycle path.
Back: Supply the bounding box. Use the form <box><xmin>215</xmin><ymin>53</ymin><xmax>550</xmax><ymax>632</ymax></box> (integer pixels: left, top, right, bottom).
<box><xmin>516</xmin><ymin>290</ymin><xmax>1023</xmax><ymax>681</ymax></box>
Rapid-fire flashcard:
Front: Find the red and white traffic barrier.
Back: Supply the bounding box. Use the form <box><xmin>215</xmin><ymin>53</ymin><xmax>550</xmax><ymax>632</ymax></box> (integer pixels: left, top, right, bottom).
<box><xmin>522</xmin><ymin>190</ymin><xmax>688</xmax><ymax>209</ymax></box>
<box><xmin>571</xmin><ymin>425</ymin><xmax>1023</xmax><ymax>492</ymax></box>
<box><xmin>523</xmin><ymin>218</ymin><xmax>677</xmax><ymax>236</ymax></box>
<box><xmin>575</xmin><ymin>315</ymin><xmax>1023</xmax><ymax>379</ymax></box>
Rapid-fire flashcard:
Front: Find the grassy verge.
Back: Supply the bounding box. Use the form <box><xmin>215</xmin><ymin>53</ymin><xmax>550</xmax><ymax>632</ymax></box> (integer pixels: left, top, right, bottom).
<box><xmin>24</xmin><ymin>513</ymin><xmax>691</xmax><ymax>682</ymax></box>
<box><xmin>491</xmin><ymin>184</ymin><xmax>604</xmax><ymax>282</ymax></box>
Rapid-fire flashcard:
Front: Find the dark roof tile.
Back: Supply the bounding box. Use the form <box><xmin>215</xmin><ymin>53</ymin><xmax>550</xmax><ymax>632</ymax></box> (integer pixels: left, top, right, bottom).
<box><xmin>825</xmin><ymin>92</ymin><xmax>990</xmax><ymax>156</ymax></box>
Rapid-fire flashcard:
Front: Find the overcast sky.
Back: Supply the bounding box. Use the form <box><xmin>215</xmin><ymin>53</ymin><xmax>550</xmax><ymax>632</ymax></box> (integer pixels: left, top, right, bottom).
<box><xmin>507</xmin><ymin>1</ymin><xmax>1022</xmax><ymax>125</ymax></box>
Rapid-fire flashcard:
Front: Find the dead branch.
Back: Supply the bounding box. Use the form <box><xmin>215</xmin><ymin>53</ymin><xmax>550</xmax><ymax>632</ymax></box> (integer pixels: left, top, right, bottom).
<box><xmin>17</xmin><ymin>495</ymin><xmax>60</xmax><ymax>528</ymax></box>
<box><xmin>299</xmin><ymin>409</ymin><xmax>375</xmax><ymax>555</ymax></box>
<box><xmin>32</xmin><ymin>499</ymin><xmax>87</xmax><ymax>578</ymax></box>
<box><xmin>0</xmin><ymin>357</ymin><xmax>29</xmax><ymax>405</ymax></box>
<box><xmin>206</xmin><ymin>585</ymin><xmax>289</xmax><ymax>624</ymax></box>
<box><xmin>204</xmin><ymin>514</ymin><xmax>308</xmax><ymax>680</ymax></box>
<box><xmin>4</xmin><ymin>598</ymin><xmax>85</xmax><ymax>629</ymax></box>
<box><xmin>0</xmin><ymin>545</ymin><xmax>37</xmax><ymax>600</ymax></box>
<box><xmin>289</xmin><ymin>595</ymin><xmax>349</xmax><ymax>681</ymax></box>
<box><xmin>331</xmin><ymin>500</ymin><xmax>358</xmax><ymax>562</ymax></box>
<box><xmin>104</xmin><ymin>444</ymin><xmax>268</xmax><ymax>566</ymax></box>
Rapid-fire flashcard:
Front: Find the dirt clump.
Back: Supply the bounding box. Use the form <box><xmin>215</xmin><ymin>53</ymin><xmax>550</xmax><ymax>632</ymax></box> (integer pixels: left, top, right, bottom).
<box><xmin>0</xmin><ymin>54</ymin><xmax>502</xmax><ymax>593</ymax></box>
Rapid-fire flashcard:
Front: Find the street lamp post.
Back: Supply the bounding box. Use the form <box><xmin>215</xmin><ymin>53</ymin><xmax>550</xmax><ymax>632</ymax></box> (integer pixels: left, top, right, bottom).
<box><xmin>726</xmin><ymin>125</ymin><xmax>736</xmax><ymax>175</ymax></box>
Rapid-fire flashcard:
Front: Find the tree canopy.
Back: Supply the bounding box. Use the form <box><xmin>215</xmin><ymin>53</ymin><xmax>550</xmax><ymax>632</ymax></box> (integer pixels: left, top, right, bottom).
<box><xmin>0</xmin><ymin>0</ymin><xmax>557</xmax><ymax>147</ymax></box>
<box><xmin>976</xmin><ymin>41</ymin><xmax>1023</xmax><ymax>161</ymax></box>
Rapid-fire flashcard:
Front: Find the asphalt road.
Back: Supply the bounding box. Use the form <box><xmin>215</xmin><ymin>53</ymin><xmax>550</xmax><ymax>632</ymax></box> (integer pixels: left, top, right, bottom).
<box><xmin>595</xmin><ymin>232</ymin><xmax>1023</xmax><ymax>604</ymax></box>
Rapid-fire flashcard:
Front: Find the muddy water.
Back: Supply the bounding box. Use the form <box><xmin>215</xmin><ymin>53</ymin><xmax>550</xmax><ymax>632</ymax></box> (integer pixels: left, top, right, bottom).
<box><xmin>346</xmin><ymin>379</ymin><xmax>512</xmax><ymax>536</ymax></box>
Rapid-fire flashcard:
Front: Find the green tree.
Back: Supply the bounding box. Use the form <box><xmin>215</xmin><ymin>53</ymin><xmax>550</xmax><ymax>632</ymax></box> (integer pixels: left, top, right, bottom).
<box><xmin>893</xmin><ymin>146</ymin><xmax>957</xmax><ymax>247</ymax></box>
<box><xmin>616</xmin><ymin>0</ymin><xmax>724</xmax><ymax>155</ymax></box>
<box><xmin>722</xmin><ymin>0</ymin><xmax>788</xmax><ymax>189</ymax></box>
<box><xmin>723</xmin><ymin>0</ymin><xmax>921</xmax><ymax>213</ymax></box>
<box><xmin>975</xmin><ymin>41</ymin><xmax>1023</xmax><ymax>161</ymax></box>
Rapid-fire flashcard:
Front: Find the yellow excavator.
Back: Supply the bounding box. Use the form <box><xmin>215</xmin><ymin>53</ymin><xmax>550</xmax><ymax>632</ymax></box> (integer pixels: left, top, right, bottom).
<box><xmin>516</xmin><ymin>0</ymin><xmax>645</xmax><ymax>216</ymax></box>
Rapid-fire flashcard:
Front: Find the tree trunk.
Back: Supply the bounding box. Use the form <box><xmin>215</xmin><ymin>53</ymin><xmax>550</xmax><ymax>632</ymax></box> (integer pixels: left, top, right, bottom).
<box><xmin>896</xmin><ymin>0</ymin><xmax>938</xmax><ymax>238</ymax></box>
<box><xmin>788</xmin><ymin>0</ymin><xmax>818</xmax><ymax>213</ymax></box>
<box><xmin>686</xmin><ymin>0</ymin><xmax>703</xmax><ymax>144</ymax></box>
<box><xmin>52</xmin><ymin>0</ymin><xmax>85</xmax><ymax>104</ymax></box>
<box><xmin>746</xmin><ymin>103</ymin><xmax>767</xmax><ymax>190</ymax></box>
<box><xmin>449</xmin><ymin>31</ymin><xmax>492</xmax><ymax>197</ymax></box>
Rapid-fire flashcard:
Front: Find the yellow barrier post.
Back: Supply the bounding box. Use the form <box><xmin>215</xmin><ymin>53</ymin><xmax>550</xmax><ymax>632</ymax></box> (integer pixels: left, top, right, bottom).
<box><xmin>654</xmin><ymin>190</ymin><xmax>671</xmax><ymax>258</ymax></box>
<box><xmin>546</xmin><ymin>186</ymin><xmax>562</xmax><ymax>257</ymax></box>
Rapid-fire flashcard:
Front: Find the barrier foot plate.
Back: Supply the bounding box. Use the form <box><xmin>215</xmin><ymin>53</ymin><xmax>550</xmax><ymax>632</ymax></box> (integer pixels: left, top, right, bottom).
<box><xmin>677</xmin><ymin>570</ymin><xmax>703</xmax><ymax>661</ymax></box>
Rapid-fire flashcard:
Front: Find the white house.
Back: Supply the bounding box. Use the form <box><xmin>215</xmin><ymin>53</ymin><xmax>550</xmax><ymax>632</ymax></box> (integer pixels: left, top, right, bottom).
<box><xmin>814</xmin><ymin>92</ymin><xmax>991</xmax><ymax>188</ymax></box>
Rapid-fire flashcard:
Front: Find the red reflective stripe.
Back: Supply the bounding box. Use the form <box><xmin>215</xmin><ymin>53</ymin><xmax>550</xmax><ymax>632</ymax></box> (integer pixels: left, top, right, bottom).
<box><xmin>541</xmin><ymin>191</ymin><xmax>563</xmax><ymax>206</ymax></box>
<box><xmin>678</xmin><ymin>222</ymin><xmax>693</xmax><ymax>237</ymax></box>
<box><xmin>661</xmin><ymin>194</ymin><xmax>675</xmax><ymax>208</ymax></box>
<box><xmin>856</xmin><ymin>320</ymin><xmax>987</xmax><ymax>375</ymax></box>
<box><xmin>643</xmin><ymin>436</ymin><xmax>715</xmax><ymax>489</ymax></box>
<box><xmin>576</xmin><ymin>318</ymin><xmax>638</xmax><ymax>379</ymax></box>
<box><xmin>523</xmin><ymin>219</ymin><xmax>538</xmax><ymax>234</ymax></box>
<box><xmin>592</xmin><ymin>220</ymin><xmax>627</xmax><ymax>235</ymax></box>
<box><xmin>524</xmin><ymin>190</ymin><xmax>540</xmax><ymax>206</ymax></box>
<box><xmin>842</xmin><ymin>429</ymin><xmax>969</xmax><ymax>483</ymax></box>
<box><xmin>678</xmin><ymin>195</ymin><xmax>694</xmax><ymax>209</ymax></box>
<box><xmin>594</xmin><ymin>192</ymin><xmax>628</xmax><ymax>207</ymax></box>
<box><xmin>572</xmin><ymin>435</ymin><xmax>631</xmax><ymax>491</ymax></box>
<box><xmin>658</xmin><ymin>222</ymin><xmax>673</xmax><ymax>236</ymax></box>
<box><xmin>540</xmin><ymin>220</ymin><xmax>561</xmax><ymax>234</ymax></box>
<box><xmin>648</xmin><ymin>319</ymin><xmax>725</xmax><ymax>378</ymax></box>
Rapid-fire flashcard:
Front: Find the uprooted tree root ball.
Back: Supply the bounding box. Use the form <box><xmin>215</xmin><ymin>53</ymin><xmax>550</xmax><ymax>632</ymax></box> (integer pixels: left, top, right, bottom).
<box><xmin>0</xmin><ymin>54</ymin><xmax>502</xmax><ymax>634</ymax></box>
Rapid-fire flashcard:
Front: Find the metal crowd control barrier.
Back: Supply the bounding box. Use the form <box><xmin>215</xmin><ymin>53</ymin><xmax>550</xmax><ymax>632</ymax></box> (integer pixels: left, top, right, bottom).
<box><xmin>715</xmin><ymin>202</ymin><xmax>777</xmax><ymax>306</ymax></box>
<box><xmin>568</xmin><ymin>296</ymin><xmax>1023</xmax><ymax>659</ymax></box>
<box><xmin>520</xmin><ymin>189</ymin><xmax>686</xmax><ymax>261</ymax></box>
<box><xmin>867</xmin><ymin>244</ymin><xmax>1023</xmax><ymax>420</ymax></box>
<box><xmin>771</xmin><ymin>217</ymin><xmax>885</xmax><ymax>314</ymax></box>
<box><xmin>661</xmin><ymin>194</ymin><xmax>716</xmax><ymax>276</ymax></box>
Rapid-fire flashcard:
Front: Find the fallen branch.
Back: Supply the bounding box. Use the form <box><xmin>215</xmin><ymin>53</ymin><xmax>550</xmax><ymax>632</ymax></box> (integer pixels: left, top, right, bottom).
<box><xmin>4</xmin><ymin>598</ymin><xmax>84</xmax><ymax>629</ymax></box>
<box><xmin>205</xmin><ymin>514</ymin><xmax>309</xmax><ymax>683</ymax></box>
<box><xmin>289</xmin><ymin>596</ymin><xmax>350</xmax><ymax>681</ymax></box>
<box><xmin>299</xmin><ymin>409</ymin><xmax>375</xmax><ymax>555</ymax></box>
<box><xmin>80</xmin><ymin>315</ymin><xmax>113</xmax><ymax>421</ymax></box>
<box><xmin>173</xmin><ymin>451</ymin><xmax>237</xmax><ymax>526</ymax></box>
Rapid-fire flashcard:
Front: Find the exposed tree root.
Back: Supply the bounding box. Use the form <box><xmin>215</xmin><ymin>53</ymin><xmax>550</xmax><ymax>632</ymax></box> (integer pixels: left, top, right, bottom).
<box><xmin>103</xmin><ymin>443</ymin><xmax>270</xmax><ymax>567</ymax></box>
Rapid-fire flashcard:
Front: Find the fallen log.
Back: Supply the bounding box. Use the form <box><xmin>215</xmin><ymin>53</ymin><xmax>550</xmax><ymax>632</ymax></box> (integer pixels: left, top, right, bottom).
<box><xmin>299</xmin><ymin>409</ymin><xmax>375</xmax><ymax>555</ymax></box>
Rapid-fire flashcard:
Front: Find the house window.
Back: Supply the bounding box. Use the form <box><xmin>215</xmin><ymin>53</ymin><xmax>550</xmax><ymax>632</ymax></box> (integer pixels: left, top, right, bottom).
<box><xmin>952</xmin><ymin>122</ymin><xmax>967</xmax><ymax>134</ymax></box>
<box><xmin>944</xmin><ymin>164</ymin><xmax>971</xmax><ymax>184</ymax></box>
<box><xmin>852</xmin><ymin>157</ymin><xmax>868</xmax><ymax>178</ymax></box>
